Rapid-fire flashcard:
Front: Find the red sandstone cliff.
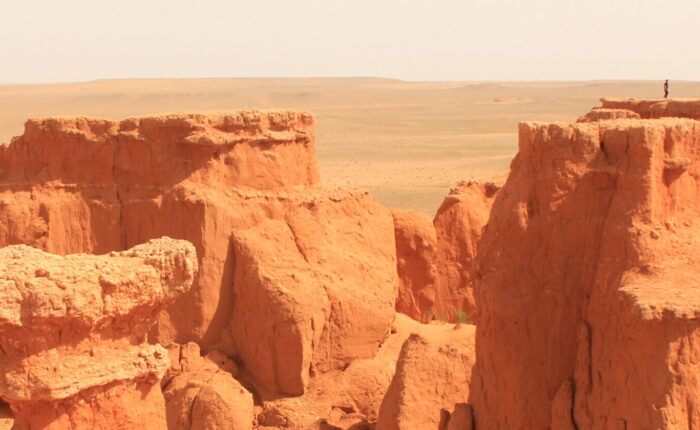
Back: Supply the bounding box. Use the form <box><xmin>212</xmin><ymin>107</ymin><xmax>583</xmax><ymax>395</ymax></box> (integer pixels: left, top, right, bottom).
<box><xmin>0</xmin><ymin>113</ymin><xmax>397</xmax><ymax>396</ymax></box>
<box><xmin>0</xmin><ymin>112</ymin><xmax>319</xmax><ymax>349</ymax></box>
<box><xmin>471</xmin><ymin>102</ymin><xmax>700</xmax><ymax>429</ymax></box>
<box><xmin>0</xmin><ymin>111</ymin><xmax>401</xmax><ymax>428</ymax></box>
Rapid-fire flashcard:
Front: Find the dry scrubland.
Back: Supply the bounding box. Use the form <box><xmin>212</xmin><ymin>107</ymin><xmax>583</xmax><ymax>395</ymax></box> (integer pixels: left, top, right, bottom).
<box><xmin>1</xmin><ymin>78</ymin><xmax>700</xmax><ymax>214</ymax></box>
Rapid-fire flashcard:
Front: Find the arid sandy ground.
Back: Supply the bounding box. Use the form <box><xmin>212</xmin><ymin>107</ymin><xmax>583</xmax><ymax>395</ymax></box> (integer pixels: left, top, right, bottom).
<box><xmin>2</xmin><ymin>78</ymin><xmax>699</xmax><ymax>214</ymax></box>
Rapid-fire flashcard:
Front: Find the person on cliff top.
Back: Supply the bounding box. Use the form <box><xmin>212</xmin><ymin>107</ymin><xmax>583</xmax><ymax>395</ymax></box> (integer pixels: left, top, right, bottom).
<box><xmin>664</xmin><ymin>80</ymin><xmax>669</xmax><ymax>99</ymax></box>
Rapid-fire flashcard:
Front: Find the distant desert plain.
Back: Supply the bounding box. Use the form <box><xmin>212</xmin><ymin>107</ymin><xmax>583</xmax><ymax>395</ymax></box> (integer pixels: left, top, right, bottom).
<box><xmin>2</xmin><ymin>78</ymin><xmax>700</xmax><ymax>214</ymax></box>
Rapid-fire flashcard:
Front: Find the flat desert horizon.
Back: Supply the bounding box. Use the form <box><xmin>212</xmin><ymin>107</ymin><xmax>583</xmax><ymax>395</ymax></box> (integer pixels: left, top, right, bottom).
<box><xmin>2</xmin><ymin>77</ymin><xmax>699</xmax><ymax>214</ymax></box>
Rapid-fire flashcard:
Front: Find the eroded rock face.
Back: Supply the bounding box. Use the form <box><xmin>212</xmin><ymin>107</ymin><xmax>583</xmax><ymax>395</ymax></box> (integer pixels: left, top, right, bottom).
<box><xmin>432</xmin><ymin>181</ymin><xmax>498</xmax><ymax>322</ymax></box>
<box><xmin>376</xmin><ymin>323</ymin><xmax>475</xmax><ymax>430</ymax></box>
<box><xmin>0</xmin><ymin>111</ymin><xmax>317</xmax><ymax>349</ymax></box>
<box><xmin>601</xmin><ymin>97</ymin><xmax>700</xmax><ymax>120</ymax></box>
<box><xmin>163</xmin><ymin>342</ymin><xmax>254</xmax><ymax>430</ymax></box>
<box><xmin>230</xmin><ymin>190</ymin><xmax>397</xmax><ymax>397</ymax></box>
<box><xmin>0</xmin><ymin>111</ymin><xmax>399</xmax><ymax>404</ymax></box>
<box><xmin>577</xmin><ymin>107</ymin><xmax>641</xmax><ymax>123</ymax></box>
<box><xmin>471</xmin><ymin>113</ymin><xmax>700</xmax><ymax>428</ymax></box>
<box><xmin>0</xmin><ymin>237</ymin><xmax>197</xmax><ymax>430</ymax></box>
<box><xmin>392</xmin><ymin>210</ymin><xmax>439</xmax><ymax>322</ymax></box>
<box><xmin>8</xmin><ymin>100</ymin><xmax>700</xmax><ymax>430</ymax></box>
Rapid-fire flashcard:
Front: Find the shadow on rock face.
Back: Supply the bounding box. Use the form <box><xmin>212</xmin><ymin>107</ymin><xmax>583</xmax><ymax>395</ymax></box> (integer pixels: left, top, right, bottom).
<box><xmin>0</xmin><ymin>399</ymin><xmax>14</xmax><ymax>430</ymax></box>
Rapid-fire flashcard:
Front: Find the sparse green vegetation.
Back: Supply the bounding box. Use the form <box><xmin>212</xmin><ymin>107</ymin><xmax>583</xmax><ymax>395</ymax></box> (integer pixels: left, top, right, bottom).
<box><xmin>455</xmin><ymin>310</ymin><xmax>472</xmax><ymax>325</ymax></box>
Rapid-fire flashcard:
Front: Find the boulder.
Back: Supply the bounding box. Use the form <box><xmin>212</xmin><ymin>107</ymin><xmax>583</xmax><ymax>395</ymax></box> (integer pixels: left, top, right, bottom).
<box><xmin>376</xmin><ymin>323</ymin><xmax>476</xmax><ymax>430</ymax></box>
<box><xmin>230</xmin><ymin>189</ymin><xmax>397</xmax><ymax>397</ymax></box>
<box><xmin>0</xmin><ymin>237</ymin><xmax>196</xmax><ymax>430</ymax></box>
<box><xmin>163</xmin><ymin>342</ymin><xmax>254</xmax><ymax>430</ymax></box>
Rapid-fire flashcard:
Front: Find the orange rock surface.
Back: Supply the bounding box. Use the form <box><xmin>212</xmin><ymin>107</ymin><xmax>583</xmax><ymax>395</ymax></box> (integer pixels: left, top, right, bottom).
<box><xmin>392</xmin><ymin>210</ymin><xmax>439</xmax><ymax>322</ymax></box>
<box><xmin>376</xmin><ymin>323</ymin><xmax>475</xmax><ymax>430</ymax></box>
<box><xmin>432</xmin><ymin>181</ymin><xmax>498</xmax><ymax>321</ymax></box>
<box><xmin>163</xmin><ymin>342</ymin><xmax>254</xmax><ymax>430</ymax></box>
<box><xmin>0</xmin><ymin>110</ymin><xmax>400</xmax><ymax>428</ymax></box>
<box><xmin>601</xmin><ymin>97</ymin><xmax>700</xmax><ymax>120</ymax></box>
<box><xmin>471</xmin><ymin>110</ymin><xmax>700</xmax><ymax>428</ymax></box>
<box><xmin>577</xmin><ymin>107</ymin><xmax>641</xmax><ymax>122</ymax></box>
<box><xmin>0</xmin><ymin>112</ymin><xmax>397</xmax><ymax>387</ymax></box>
<box><xmin>0</xmin><ymin>112</ymin><xmax>318</xmax><ymax>350</ymax></box>
<box><xmin>0</xmin><ymin>237</ymin><xmax>196</xmax><ymax>429</ymax></box>
<box><xmin>230</xmin><ymin>191</ymin><xmax>396</xmax><ymax>397</ymax></box>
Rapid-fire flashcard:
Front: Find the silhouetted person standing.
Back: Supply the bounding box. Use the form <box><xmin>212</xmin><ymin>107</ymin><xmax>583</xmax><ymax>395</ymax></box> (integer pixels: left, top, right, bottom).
<box><xmin>664</xmin><ymin>80</ymin><xmax>669</xmax><ymax>99</ymax></box>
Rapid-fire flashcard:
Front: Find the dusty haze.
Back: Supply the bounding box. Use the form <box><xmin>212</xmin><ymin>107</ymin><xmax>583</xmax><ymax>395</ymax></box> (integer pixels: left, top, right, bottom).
<box><xmin>2</xmin><ymin>78</ymin><xmax>700</xmax><ymax>213</ymax></box>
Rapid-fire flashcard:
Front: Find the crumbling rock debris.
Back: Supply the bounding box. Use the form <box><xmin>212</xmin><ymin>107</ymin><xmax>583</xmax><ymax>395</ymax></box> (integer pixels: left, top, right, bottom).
<box><xmin>0</xmin><ymin>237</ymin><xmax>197</xmax><ymax>429</ymax></box>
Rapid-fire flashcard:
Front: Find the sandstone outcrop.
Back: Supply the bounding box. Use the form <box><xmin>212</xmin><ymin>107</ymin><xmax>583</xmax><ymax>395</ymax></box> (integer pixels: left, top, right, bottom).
<box><xmin>376</xmin><ymin>323</ymin><xmax>475</xmax><ymax>430</ymax></box>
<box><xmin>392</xmin><ymin>210</ymin><xmax>439</xmax><ymax>322</ymax></box>
<box><xmin>601</xmin><ymin>97</ymin><xmax>700</xmax><ymax>120</ymax></box>
<box><xmin>254</xmin><ymin>314</ymin><xmax>456</xmax><ymax>429</ymax></box>
<box><xmin>432</xmin><ymin>181</ymin><xmax>498</xmax><ymax>321</ymax></box>
<box><xmin>576</xmin><ymin>107</ymin><xmax>640</xmax><ymax>123</ymax></box>
<box><xmin>0</xmin><ymin>112</ymin><xmax>399</xmax><ymax>402</ymax></box>
<box><xmin>164</xmin><ymin>342</ymin><xmax>254</xmax><ymax>430</ymax></box>
<box><xmin>0</xmin><ymin>237</ymin><xmax>196</xmax><ymax>430</ymax></box>
<box><xmin>440</xmin><ymin>403</ymin><xmax>474</xmax><ymax>430</ymax></box>
<box><xmin>471</xmin><ymin>108</ymin><xmax>700</xmax><ymax>428</ymax></box>
<box><xmin>0</xmin><ymin>112</ymin><xmax>318</xmax><ymax>350</ymax></box>
<box><xmin>230</xmin><ymin>192</ymin><xmax>396</xmax><ymax>397</ymax></box>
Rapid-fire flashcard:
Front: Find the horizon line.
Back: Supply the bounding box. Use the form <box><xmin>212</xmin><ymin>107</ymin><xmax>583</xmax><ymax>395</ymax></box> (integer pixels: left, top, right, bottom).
<box><xmin>0</xmin><ymin>76</ymin><xmax>694</xmax><ymax>87</ymax></box>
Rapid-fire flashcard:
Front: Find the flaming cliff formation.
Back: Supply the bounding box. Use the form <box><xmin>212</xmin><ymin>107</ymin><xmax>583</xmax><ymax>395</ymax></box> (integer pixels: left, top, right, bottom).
<box><xmin>473</xmin><ymin>99</ymin><xmax>700</xmax><ymax>429</ymax></box>
<box><xmin>1</xmin><ymin>99</ymin><xmax>700</xmax><ymax>429</ymax></box>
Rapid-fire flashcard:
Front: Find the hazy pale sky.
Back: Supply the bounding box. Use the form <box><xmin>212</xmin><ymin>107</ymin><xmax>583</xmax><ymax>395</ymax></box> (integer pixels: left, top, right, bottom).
<box><xmin>1</xmin><ymin>0</ymin><xmax>698</xmax><ymax>84</ymax></box>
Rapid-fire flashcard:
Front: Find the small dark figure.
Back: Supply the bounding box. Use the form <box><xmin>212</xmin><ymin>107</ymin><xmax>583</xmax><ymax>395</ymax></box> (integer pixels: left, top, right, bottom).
<box><xmin>664</xmin><ymin>80</ymin><xmax>669</xmax><ymax>99</ymax></box>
